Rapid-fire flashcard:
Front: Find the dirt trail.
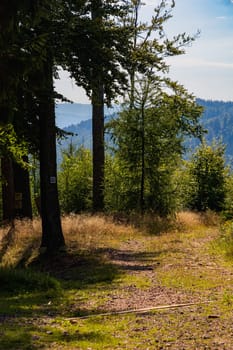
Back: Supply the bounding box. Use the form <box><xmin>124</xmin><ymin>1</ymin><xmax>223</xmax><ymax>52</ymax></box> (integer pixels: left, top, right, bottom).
<box><xmin>90</xmin><ymin>224</ymin><xmax>233</xmax><ymax>349</ymax></box>
<box><xmin>98</xmin><ymin>227</ymin><xmax>222</xmax><ymax>312</ymax></box>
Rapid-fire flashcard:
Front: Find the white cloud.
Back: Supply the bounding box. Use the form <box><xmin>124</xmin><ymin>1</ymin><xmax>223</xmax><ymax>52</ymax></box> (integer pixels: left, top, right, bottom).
<box><xmin>167</xmin><ymin>56</ymin><xmax>233</xmax><ymax>101</ymax></box>
<box><xmin>54</xmin><ymin>69</ymin><xmax>90</xmax><ymax>104</ymax></box>
<box><xmin>168</xmin><ymin>57</ymin><xmax>233</xmax><ymax>69</ymax></box>
<box><xmin>144</xmin><ymin>0</ymin><xmax>161</xmax><ymax>6</ymax></box>
<box><xmin>216</xmin><ymin>16</ymin><xmax>227</xmax><ymax>20</ymax></box>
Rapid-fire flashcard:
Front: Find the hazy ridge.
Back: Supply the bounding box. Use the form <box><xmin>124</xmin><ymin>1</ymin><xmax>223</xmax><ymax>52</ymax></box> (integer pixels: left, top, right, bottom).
<box><xmin>56</xmin><ymin>99</ymin><xmax>233</xmax><ymax>163</ymax></box>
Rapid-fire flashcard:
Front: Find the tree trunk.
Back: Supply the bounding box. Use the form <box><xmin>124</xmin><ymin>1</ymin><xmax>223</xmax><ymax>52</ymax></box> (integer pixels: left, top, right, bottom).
<box><xmin>1</xmin><ymin>157</ymin><xmax>14</xmax><ymax>222</ymax></box>
<box><xmin>38</xmin><ymin>56</ymin><xmax>65</xmax><ymax>253</ymax></box>
<box><xmin>13</xmin><ymin>157</ymin><xmax>32</xmax><ymax>219</ymax></box>
<box><xmin>91</xmin><ymin>0</ymin><xmax>105</xmax><ymax>212</ymax></box>
<box><xmin>140</xmin><ymin>106</ymin><xmax>145</xmax><ymax>214</ymax></box>
<box><xmin>92</xmin><ymin>82</ymin><xmax>105</xmax><ymax>212</ymax></box>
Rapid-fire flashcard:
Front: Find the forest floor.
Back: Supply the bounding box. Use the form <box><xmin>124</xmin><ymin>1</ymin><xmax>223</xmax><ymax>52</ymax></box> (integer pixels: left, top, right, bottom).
<box><xmin>0</xmin><ymin>212</ymin><xmax>233</xmax><ymax>349</ymax></box>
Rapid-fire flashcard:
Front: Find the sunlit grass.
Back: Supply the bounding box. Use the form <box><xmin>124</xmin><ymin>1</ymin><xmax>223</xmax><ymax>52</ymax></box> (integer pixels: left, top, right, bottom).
<box><xmin>62</xmin><ymin>213</ymin><xmax>138</xmax><ymax>252</ymax></box>
<box><xmin>0</xmin><ymin>211</ymin><xmax>220</xmax><ymax>268</ymax></box>
<box><xmin>176</xmin><ymin>210</ymin><xmax>220</xmax><ymax>234</ymax></box>
<box><xmin>157</xmin><ymin>267</ymin><xmax>226</xmax><ymax>292</ymax></box>
<box><xmin>0</xmin><ymin>214</ymin><xmax>138</xmax><ymax>269</ymax></box>
<box><xmin>0</xmin><ymin>219</ymin><xmax>40</xmax><ymax>267</ymax></box>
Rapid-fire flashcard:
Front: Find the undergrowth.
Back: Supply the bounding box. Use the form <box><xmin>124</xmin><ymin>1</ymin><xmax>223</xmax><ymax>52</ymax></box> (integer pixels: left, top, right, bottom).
<box><xmin>212</xmin><ymin>219</ymin><xmax>233</xmax><ymax>259</ymax></box>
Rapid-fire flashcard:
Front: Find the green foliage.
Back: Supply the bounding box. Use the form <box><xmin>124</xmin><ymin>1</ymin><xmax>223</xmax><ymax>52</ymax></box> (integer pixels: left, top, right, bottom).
<box><xmin>185</xmin><ymin>140</ymin><xmax>227</xmax><ymax>212</ymax></box>
<box><xmin>58</xmin><ymin>144</ymin><xmax>92</xmax><ymax>213</ymax></box>
<box><xmin>103</xmin><ymin>0</ymin><xmax>203</xmax><ymax>215</ymax></box>
<box><xmin>0</xmin><ymin>124</ymin><xmax>29</xmax><ymax>166</ymax></box>
<box><xmin>106</xmin><ymin>84</ymin><xmax>203</xmax><ymax>215</ymax></box>
<box><xmin>171</xmin><ymin>160</ymin><xmax>192</xmax><ymax>211</ymax></box>
<box><xmin>123</xmin><ymin>0</ymin><xmax>199</xmax><ymax>107</ymax></box>
<box><xmin>62</xmin><ymin>0</ymin><xmax>130</xmax><ymax>104</ymax></box>
<box><xmin>220</xmin><ymin>171</ymin><xmax>233</xmax><ymax>219</ymax></box>
<box><xmin>213</xmin><ymin>220</ymin><xmax>233</xmax><ymax>260</ymax></box>
<box><xmin>105</xmin><ymin>154</ymin><xmax>141</xmax><ymax>212</ymax></box>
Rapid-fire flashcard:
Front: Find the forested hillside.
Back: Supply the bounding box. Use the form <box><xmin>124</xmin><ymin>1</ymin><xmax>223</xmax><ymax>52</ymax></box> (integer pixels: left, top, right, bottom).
<box><xmin>56</xmin><ymin>107</ymin><xmax>118</xmax><ymax>163</ymax></box>
<box><xmin>57</xmin><ymin>99</ymin><xmax>233</xmax><ymax>163</ymax></box>
<box><xmin>188</xmin><ymin>99</ymin><xmax>233</xmax><ymax>162</ymax></box>
<box><xmin>56</xmin><ymin>103</ymin><xmax>116</xmax><ymax>128</ymax></box>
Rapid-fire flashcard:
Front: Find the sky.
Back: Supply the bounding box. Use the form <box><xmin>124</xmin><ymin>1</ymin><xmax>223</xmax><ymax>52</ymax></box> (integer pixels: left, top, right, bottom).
<box><xmin>54</xmin><ymin>0</ymin><xmax>233</xmax><ymax>103</ymax></box>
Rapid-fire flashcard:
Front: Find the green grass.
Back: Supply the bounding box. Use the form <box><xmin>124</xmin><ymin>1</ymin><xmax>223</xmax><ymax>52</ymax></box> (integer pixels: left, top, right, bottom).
<box><xmin>0</xmin><ymin>267</ymin><xmax>61</xmax><ymax>294</ymax></box>
<box><xmin>211</xmin><ymin>219</ymin><xmax>233</xmax><ymax>260</ymax></box>
<box><xmin>157</xmin><ymin>267</ymin><xmax>225</xmax><ymax>292</ymax></box>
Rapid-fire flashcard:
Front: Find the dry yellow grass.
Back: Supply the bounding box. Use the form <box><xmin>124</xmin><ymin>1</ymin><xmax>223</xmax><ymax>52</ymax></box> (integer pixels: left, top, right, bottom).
<box><xmin>176</xmin><ymin>210</ymin><xmax>220</xmax><ymax>232</ymax></box>
<box><xmin>0</xmin><ymin>211</ymin><xmax>220</xmax><ymax>268</ymax></box>
<box><xmin>0</xmin><ymin>214</ymin><xmax>138</xmax><ymax>267</ymax></box>
<box><xmin>0</xmin><ymin>219</ymin><xmax>40</xmax><ymax>267</ymax></box>
<box><xmin>61</xmin><ymin>213</ymin><xmax>137</xmax><ymax>251</ymax></box>
<box><xmin>177</xmin><ymin>211</ymin><xmax>203</xmax><ymax>228</ymax></box>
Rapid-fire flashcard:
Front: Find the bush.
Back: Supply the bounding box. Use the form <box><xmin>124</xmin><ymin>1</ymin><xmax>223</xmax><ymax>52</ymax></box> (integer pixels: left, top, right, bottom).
<box><xmin>58</xmin><ymin>145</ymin><xmax>92</xmax><ymax>213</ymax></box>
<box><xmin>184</xmin><ymin>141</ymin><xmax>227</xmax><ymax>212</ymax></box>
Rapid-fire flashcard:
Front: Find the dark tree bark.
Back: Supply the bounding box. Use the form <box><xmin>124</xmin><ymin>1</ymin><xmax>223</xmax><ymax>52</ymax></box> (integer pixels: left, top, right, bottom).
<box><xmin>13</xmin><ymin>157</ymin><xmax>32</xmax><ymax>219</ymax></box>
<box><xmin>92</xmin><ymin>82</ymin><xmax>105</xmax><ymax>212</ymax></box>
<box><xmin>38</xmin><ymin>55</ymin><xmax>65</xmax><ymax>253</ymax></box>
<box><xmin>91</xmin><ymin>0</ymin><xmax>105</xmax><ymax>212</ymax></box>
<box><xmin>1</xmin><ymin>157</ymin><xmax>14</xmax><ymax>222</ymax></box>
<box><xmin>140</xmin><ymin>105</ymin><xmax>145</xmax><ymax>215</ymax></box>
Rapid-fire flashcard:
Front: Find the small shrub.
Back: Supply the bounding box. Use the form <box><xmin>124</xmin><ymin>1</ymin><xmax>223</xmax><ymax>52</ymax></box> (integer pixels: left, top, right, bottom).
<box><xmin>212</xmin><ymin>220</ymin><xmax>233</xmax><ymax>259</ymax></box>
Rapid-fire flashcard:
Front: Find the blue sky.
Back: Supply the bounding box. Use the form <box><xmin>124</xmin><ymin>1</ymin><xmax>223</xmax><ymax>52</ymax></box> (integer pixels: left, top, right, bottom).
<box><xmin>55</xmin><ymin>0</ymin><xmax>233</xmax><ymax>102</ymax></box>
<box><xmin>163</xmin><ymin>0</ymin><xmax>233</xmax><ymax>101</ymax></box>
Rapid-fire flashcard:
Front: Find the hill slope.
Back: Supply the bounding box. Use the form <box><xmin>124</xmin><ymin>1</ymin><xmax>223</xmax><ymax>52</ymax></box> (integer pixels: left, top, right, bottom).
<box><xmin>56</xmin><ymin>103</ymin><xmax>116</xmax><ymax>128</ymax></box>
<box><xmin>56</xmin><ymin>99</ymin><xmax>233</xmax><ymax>163</ymax></box>
<box><xmin>194</xmin><ymin>99</ymin><xmax>233</xmax><ymax>162</ymax></box>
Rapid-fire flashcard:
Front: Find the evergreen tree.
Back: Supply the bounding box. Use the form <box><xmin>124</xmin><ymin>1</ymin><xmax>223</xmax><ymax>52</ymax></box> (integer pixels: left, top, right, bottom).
<box><xmin>187</xmin><ymin>140</ymin><xmax>227</xmax><ymax>212</ymax></box>
<box><xmin>0</xmin><ymin>0</ymin><xmax>66</xmax><ymax>250</ymax></box>
<box><xmin>121</xmin><ymin>0</ymin><xmax>198</xmax><ymax>107</ymax></box>
<box><xmin>62</xmin><ymin>0</ymin><xmax>130</xmax><ymax>212</ymax></box>
<box><xmin>106</xmin><ymin>0</ymin><xmax>203</xmax><ymax>215</ymax></box>
<box><xmin>33</xmin><ymin>1</ymin><xmax>68</xmax><ymax>252</ymax></box>
<box><xmin>108</xmin><ymin>83</ymin><xmax>203</xmax><ymax>215</ymax></box>
<box><xmin>0</xmin><ymin>1</ymin><xmax>40</xmax><ymax>223</ymax></box>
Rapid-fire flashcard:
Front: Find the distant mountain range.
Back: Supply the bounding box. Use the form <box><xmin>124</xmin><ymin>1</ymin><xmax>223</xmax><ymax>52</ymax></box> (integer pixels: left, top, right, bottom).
<box><xmin>56</xmin><ymin>103</ymin><xmax>118</xmax><ymax>162</ymax></box>
<box><xmin>188</xmin><ymin>99</ymin><xmax>233</xmax><ymax>163</ymax></box>
<box><xmin>56</xmin><ymin>103</ymin><xmax>117</xmax><ymax>128</ymax></box>
<box><xmin>56</xmin><ymin>103</ymin><xmax>92</xmax><ymax>128</ymax></box>
<box><xmin>56</xmin><ymin>99</ymin><xmax>233</xmax><ymax>164</ymax></box>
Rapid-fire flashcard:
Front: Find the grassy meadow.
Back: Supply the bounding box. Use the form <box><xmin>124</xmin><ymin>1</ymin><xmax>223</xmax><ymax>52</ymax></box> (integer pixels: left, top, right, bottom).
<box><xmin>0</xmin><ymin>212</ymin><xmax>233</xmax><ymax>349</ymax></box>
